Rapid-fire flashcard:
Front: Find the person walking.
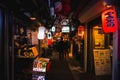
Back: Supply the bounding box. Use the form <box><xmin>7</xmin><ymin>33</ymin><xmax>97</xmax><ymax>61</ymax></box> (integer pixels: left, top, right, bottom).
<box><xmin>74</xmin><ymin>39</ymin><xmax>82</xmax><ymax>67</ymax></box>
<box><xmin>64</xmin><ymin>40</ymin><xmax>70</xmax><ymax>60</ymax></box>
<box><xmin>56</xmin><ymin>37</ymin><xmax>65</xmax><ymax>61</ymax></box>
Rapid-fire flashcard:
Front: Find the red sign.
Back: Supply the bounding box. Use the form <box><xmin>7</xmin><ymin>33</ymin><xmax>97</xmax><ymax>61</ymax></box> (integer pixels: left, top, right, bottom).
<box><xmin>102</xmin><ymin>9</ymin><xmax>117</xmax><ymax>33</ymax></box>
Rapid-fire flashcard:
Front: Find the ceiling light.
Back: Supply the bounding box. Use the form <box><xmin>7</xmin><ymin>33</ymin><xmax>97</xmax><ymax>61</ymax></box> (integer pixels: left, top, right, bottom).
<box><xmin>30</xmin><ymin>17</ymin><xmax>36</xmax><ymax>20</ymax></box>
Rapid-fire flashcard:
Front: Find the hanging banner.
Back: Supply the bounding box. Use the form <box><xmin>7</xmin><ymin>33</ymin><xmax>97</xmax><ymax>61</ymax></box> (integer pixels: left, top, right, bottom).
<box><xmin>102</xmin><ymin>8</ymin><xmax>117</xmax><ymax>33</ymax></box>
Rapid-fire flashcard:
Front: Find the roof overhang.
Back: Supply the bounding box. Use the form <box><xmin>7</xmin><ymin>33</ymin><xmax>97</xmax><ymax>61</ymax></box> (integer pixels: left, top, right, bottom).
<box><xmin>78</xmin><ymin>0</ymin><xmax>113</xmax><ymax>23</ymax></box>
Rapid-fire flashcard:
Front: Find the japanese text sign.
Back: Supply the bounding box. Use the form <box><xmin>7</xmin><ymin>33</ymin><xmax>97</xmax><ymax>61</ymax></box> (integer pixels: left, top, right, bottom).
<box><xmin>102</xmin><ymin>9</ymin><xmax>117</xmax><ymax>33</ymax></box>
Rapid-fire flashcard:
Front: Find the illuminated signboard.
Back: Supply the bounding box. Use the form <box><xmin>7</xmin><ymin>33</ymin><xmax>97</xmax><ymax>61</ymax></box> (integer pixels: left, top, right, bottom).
<box><xmin>62</xmin><ymin>26</ymin><xmax>70</xmax><ymax>33</ymax></box>
<box><xmin>33</xmin><ymin>58</ymin><xmax>50</xmax><ymax>72</ymax></box>
<box><xmin>102</xmin><ymin>9</ymin><xmax>117</xmax><ymax>33</ymax></box>
<box><xmin>33</xmin><ymin>60</ymin><xmax>47</xmax><ymax>72</ymax></box>
<box><xmin>38</xmin><ymin>26</ymin><xmax>46</xmax><ymax>39</ymax></box>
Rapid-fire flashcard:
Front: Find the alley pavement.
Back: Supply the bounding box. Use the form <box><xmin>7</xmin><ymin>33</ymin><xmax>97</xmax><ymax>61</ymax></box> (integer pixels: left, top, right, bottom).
<box><xmin>47</xmin><ymin>51</ymin><xmax>112</xmax><ymax>80</ymax></box>
<box><xmin>15</xmin><ymin>51</ymin><xmax>112</xmax><ymax>80</ymax></box>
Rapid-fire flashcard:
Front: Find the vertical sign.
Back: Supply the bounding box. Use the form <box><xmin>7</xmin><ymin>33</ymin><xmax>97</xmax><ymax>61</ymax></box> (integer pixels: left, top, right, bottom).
<box><xmin>102</xmin><ymin>8</ymin><xmax>117</xmax><ymax>33</ymax></box>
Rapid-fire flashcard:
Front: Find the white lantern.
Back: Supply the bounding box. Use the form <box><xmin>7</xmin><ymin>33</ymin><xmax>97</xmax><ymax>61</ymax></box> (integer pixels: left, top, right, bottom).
<box><xmin>38</xmin><ymin>26</ymin><xmax>46</xmax><ymax>40</ymax></box>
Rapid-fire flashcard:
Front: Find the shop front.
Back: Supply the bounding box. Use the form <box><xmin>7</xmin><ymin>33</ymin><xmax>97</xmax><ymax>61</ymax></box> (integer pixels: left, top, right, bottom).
<box><xmin>78</xmin><ymin>0</ymin><xmax>118</xmax><ymax>78</ymax></box>
<box><xmin>87</xmin><ymin>17</ymin><xmax>113</xmax><ymax>76</ymax></box>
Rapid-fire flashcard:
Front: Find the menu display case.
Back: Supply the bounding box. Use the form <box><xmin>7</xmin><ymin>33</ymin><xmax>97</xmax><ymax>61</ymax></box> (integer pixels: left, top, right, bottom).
<box><xmin>33</xmin><ymin>58</ymin><xmax>50</xmax><ymax>72</ymax></box>
<box><xmin>32</xmin><ymin>57</ymin><xmax>51</xmax><ymax>80</ymax></box>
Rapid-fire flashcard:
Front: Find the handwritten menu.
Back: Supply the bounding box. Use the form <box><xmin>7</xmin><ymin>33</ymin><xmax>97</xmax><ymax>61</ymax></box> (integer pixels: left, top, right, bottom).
<box><xmin>93</xmin><ymin>49</ymin><xmax>112</xmax><ymax>75</ymax></box>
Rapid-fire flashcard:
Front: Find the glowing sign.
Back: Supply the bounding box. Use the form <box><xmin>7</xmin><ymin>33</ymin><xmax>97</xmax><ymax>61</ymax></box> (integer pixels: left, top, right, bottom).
<box><xmin>38</xmin><ymin>26</ymin><xmax>46</xmax><ymax>39</ymax></box>
<box><xmin>78</xmin><ymin>25</ymin><xmax>84</xmax><ymax>39</ymax></box>
<box><xmin>62</xmin><ymin>26</ymin><xmax>70</xmax><ymax>33</ymax></box>
<box><xmin>102</xmin><ymin>9</ymin><xmax>117</xmax><ymax>33</ymax></box>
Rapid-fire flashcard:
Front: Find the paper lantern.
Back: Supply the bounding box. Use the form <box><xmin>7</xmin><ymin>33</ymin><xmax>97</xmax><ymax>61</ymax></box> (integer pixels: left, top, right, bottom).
<box><xmin>38</xmin><ymin>26</ymin><xmax>46</xmax><ymax>39</ymax></box>
<box><xmin>102</xmin><ymin>9</ymin><xmax>117</xmax><ymax>33</ymax></box>
<box><xmin>78</xmin><ymin>25</ymin><xmax>84</xmax><ymax>39</ymax></box>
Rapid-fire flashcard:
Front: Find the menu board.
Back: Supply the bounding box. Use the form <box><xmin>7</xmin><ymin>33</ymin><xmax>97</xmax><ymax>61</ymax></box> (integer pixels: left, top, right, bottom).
<box><xmin>93</xmin><ymin>49</ymin><xmax>112</xmax><ymax>75</ymax></box>
<box><xmin>93</xmin><ymin>27</ymin><xmax>105</xmax><ymax>48</ymax></box>
<box><xmin>33</xmin><ymin>58</ymin><xmax>50</xmax><ymax>72</ymax></box>
<box><xmin>33</xmin><ymin>60</ymin><xmax>47</xmax><ymax>72</ymax></box>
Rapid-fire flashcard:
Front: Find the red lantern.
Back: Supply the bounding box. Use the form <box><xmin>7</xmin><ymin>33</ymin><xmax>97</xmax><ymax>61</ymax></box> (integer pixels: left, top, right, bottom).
<box><xmin>102</xmin><ymin>9</ymin><xmax>117</xmax><ymax>33</ymax></box>
<box><xmin>78</xmin><ymin>25</ymin><xmax>84</xmax><ymax>39</ymax></box>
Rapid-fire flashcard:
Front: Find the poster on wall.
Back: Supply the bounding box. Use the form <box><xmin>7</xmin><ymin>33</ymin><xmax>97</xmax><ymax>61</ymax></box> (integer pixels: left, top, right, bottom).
<box><xmin>93</xmin><ymin>49</ymin><xmax>112</xmax><ymax>75</ymax></box>
<box><xmin>93</xmin><ymin>26</ymin><xmax>105</xmax><ymax>48</ymax></box>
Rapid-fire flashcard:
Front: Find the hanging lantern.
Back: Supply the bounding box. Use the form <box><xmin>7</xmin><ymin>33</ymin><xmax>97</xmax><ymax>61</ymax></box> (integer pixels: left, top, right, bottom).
<box><xmin>38</xmin><ymin>26</ymin><xmax>46</xmax><ymax>40</ymax></box>
<box><xmin>102</xmin><ymin>8</ymin><xmax>117</xmax><ymax>33</ymax></box>
<box><xmin>78</xmin><ymin>25</ymin><xmax>84</xmax><ymax>39</ymax></box>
